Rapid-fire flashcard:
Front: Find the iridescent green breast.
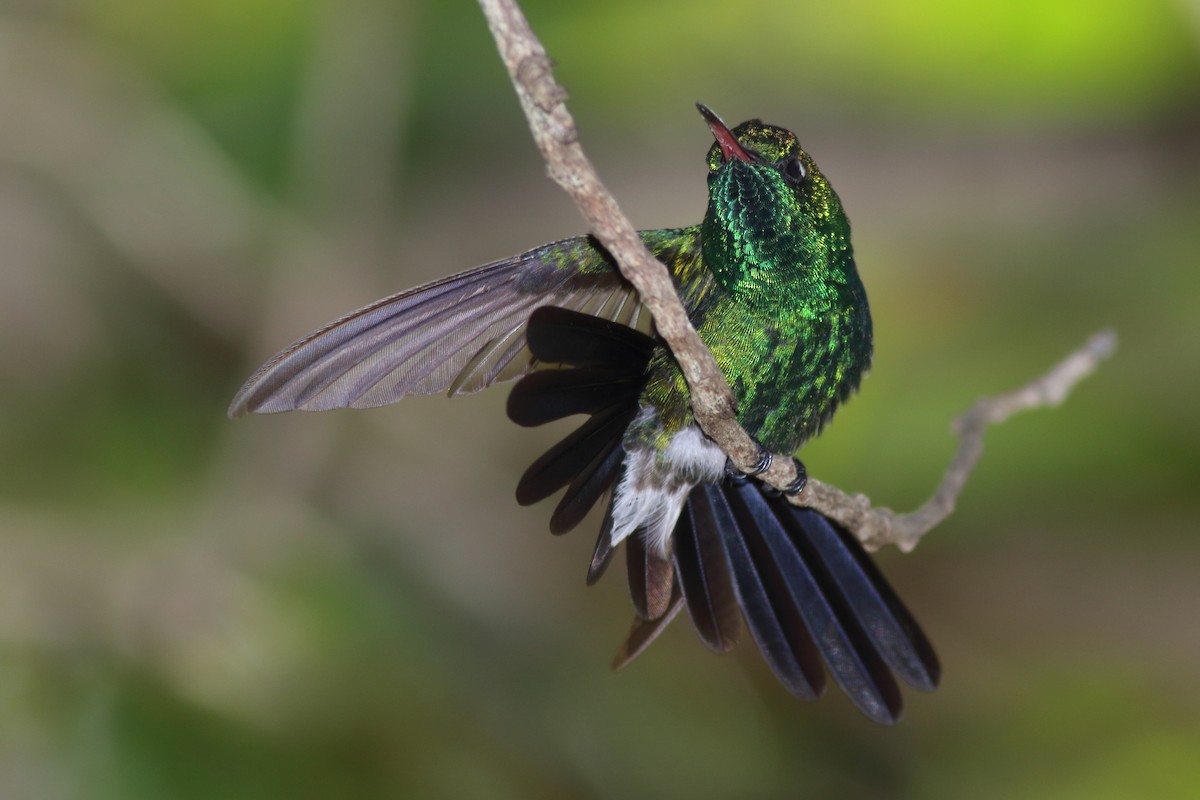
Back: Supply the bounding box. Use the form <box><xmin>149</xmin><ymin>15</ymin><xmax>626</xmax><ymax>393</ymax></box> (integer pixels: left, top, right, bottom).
<box><xmin>639</xmin><ymin>263</ymin><xmax>870</xmax><ymax>455</ymax></box>
<box><xmin>637</xmin><ymin>132</ymin><xmax>872</xmax><ymax>455</ymax></box>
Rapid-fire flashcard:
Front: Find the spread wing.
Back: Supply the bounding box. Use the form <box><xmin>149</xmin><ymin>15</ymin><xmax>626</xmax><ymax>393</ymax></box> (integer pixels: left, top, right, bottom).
<box><xmin>228</xmin><ymin>228</ymin><xmax>701</xmax><ymax>416</ymax></box>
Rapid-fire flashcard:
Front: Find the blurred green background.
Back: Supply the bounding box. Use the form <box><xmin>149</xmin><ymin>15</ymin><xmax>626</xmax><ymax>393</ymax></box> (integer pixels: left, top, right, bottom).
<box><xmin>1</xmin><ymin>0</ymin><xmax>1198</xmax><ymax>797</ymax></box>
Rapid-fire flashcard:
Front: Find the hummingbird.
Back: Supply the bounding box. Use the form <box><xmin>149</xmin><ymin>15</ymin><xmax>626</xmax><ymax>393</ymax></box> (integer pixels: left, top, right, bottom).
<box><xmin>229</xmin><ymin>105</ymin><xmax>939</xmax><ymax>724</ymax></box>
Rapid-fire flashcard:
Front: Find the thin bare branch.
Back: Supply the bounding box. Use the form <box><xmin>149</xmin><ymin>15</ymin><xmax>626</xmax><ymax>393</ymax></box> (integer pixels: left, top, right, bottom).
<box><xmin>475</xmin><ymin>0</ymin><xmax>747</xmax><ymax>448</ymax></box>
<box><xmin>476</xmin><ymin>0</ymin><xmax>1116</xmax><ymax>550</ymax></box>
<box><xmin>808</xmin><ymin>328</ymin><xmax>1118</xmax><ymax>552</ymax></box>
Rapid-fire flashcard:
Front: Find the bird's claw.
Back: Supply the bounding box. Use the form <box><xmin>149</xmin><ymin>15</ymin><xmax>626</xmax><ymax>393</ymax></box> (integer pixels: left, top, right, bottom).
<box><xmin>761</xmin><ymin>457</ymin><xmax>807</xmax><ymax>497</ymax></box>
<box><xmin>747</xmin><ymin>444</ymin><xmax>773</xmax><ymax>476</ymax></box>
<box><xmin>726</xmin><ymin>446</ymin><xmax>806</xmax><ymax>495</ymax></box>
<box><xmin>724</xmin><ymin>443</ymin><xmax>774</xmax><ymax>483</ymax></box>
<box><xmin>780</xmin><ymin>457</ymin><xmax>807</xmax><ymax>495</ymax></box>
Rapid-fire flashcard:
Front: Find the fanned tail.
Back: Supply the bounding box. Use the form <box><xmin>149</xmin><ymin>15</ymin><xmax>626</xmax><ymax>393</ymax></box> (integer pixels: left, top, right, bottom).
<box><xmin>678</xmin><ymin>480</ymin><xmax>939</xmax><ymax>723</ymax></box>
<box><xmin>508</xmin><ymin>306</ymin><xmax>939</xmax><ymax>724</ymax></box>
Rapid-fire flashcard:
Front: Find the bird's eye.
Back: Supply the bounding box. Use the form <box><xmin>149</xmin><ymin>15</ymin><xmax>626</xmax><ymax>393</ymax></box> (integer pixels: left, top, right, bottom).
<box><xmin>782</xmin><ymin>157</ymin><xmax>806</xmax><ymax>184</ymax></box>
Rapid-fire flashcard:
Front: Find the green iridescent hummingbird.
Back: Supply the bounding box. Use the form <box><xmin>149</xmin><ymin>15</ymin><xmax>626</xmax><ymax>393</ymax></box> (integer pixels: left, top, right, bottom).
<box><xmin>230</xmin><ymin>105</ymin><xmax>939</xmax><ymax>724</ymax></box>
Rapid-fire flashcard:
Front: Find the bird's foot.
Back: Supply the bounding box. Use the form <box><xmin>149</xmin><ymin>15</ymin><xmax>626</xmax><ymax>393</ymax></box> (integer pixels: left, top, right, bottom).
<box><xmin>724</xmin><ymin>441</ymin><xmax>773</xmax><ymax>483</ymax></box>
<box><xmin>725</xmin><ymin>444</ymin><xmax>807</xmax><ymax>495</ymax></box>
<box><xmin>776</xmin><ymin>457</ymin><xmax>807</xmax><ymax>496</ymax></box>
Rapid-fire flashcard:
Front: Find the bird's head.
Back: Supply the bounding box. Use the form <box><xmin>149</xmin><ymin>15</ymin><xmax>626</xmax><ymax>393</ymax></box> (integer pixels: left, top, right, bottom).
<box><xmin>699</xmin><ymin>103</ymin><xmax>814</xmax><ymax>188</ymax></box>
<box><xmin>696</xmin><ymin>104</ymin><xmax>850</xmax><ymax>298</ymax></box>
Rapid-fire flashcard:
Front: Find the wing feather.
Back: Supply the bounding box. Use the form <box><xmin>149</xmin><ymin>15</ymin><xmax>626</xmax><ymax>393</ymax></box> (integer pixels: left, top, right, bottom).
<box><xmin>229</xmin><ymin>229</ymin><xmax>699</xmax><ymax>417</ymax></box>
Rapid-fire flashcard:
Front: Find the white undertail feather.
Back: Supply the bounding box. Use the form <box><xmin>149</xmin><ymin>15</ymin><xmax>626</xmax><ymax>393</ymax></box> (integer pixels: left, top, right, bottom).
<box><xmin>609</xmin><ymin>420</ymin><xmax>727</xmax><ymax>556</ymax></box>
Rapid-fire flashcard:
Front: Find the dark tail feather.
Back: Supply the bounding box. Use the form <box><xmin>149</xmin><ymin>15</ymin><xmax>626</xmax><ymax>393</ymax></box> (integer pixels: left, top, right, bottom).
<box><xmin>626</xmin><ymin>533</ymin><xmax>676</xmax><ymax>621</ymax></box>
<box><xmin>509</xmin><ymin>307</ymin><xmax>655</xmax><ymax>534</ymax></box>
<box><xmin>586</xmin><ymin>508</ymin><xmax>618</xmax><ymax>585</ymax></box>
<box><xmin>724</xmin><ymin>480</ymin><xmax>902</xmax><ymax>724</ymax></box>
<box><xmin>689</xmin><ymin>484</ymin><xmax>826</xmax><ymax>701</ymax></box>
<box><xmin>786</xmin><ymin>508</ymin><xmax>940</xmax><ymax>692</ymax></box>
<box><xmin>672</xmin><ymin>479</ymin><xmax>938</xmax><ymax>724</ymax></box>
<box><xmin>612</xmin><ymin>583</ymin><xmax>685</xmax><ymax>670</ymax></box>
<box><xmin>672</xmin><ymin>499</ymin><xmax>742</xmax><ymax>653</ymax></box>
